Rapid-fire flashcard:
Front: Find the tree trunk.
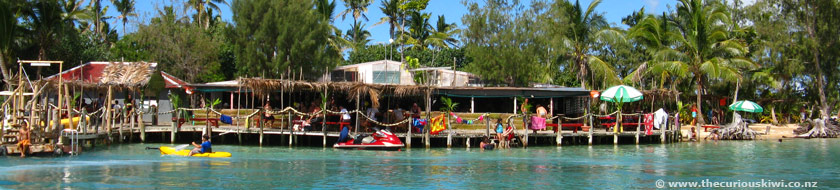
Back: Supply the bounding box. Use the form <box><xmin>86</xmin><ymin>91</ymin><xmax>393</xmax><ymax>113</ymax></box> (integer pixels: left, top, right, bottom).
<box><xmin>0</xmin><ymin>51</ymin><xmax>11</xmax><ymax>90</ymax></box>
<box><xmin>695</xmin><ymin>77</ymin><xmax>705</xmax><ymax>125</ymax></box>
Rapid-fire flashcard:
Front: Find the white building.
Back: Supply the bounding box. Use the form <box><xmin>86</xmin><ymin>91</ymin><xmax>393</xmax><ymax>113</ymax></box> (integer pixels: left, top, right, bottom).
<box><xmin>327</xmin><ymin>60</ymin><xmax>416</xmax><ymax>85</ymax></box>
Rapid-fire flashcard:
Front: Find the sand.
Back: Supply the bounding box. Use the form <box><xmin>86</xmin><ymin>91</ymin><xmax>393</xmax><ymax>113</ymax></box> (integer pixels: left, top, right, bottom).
<box><xmin>681</xmin><ymin>123</ymin><xmax>801</xmax><ymax>141</ymax></box>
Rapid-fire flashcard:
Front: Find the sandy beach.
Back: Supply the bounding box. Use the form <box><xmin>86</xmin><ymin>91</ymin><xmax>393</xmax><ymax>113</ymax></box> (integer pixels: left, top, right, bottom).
<box><xmin>681</xmin><ymin>123</ymin><xmax>802</xmax><ymax>141</ymax></box>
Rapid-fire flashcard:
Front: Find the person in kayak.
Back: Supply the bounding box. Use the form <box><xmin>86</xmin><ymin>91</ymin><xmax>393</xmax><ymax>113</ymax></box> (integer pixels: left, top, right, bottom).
<box><xmin>188</xmin><ymin>135</ymin><xmax>212</xmax><ymax>156</ymax></box>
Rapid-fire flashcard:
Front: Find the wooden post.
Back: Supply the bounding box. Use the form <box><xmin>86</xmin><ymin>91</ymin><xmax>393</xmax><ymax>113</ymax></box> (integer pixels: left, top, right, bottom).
<box><xmin>52</xmin><ymin>109</ymin><xmax>59</xmax><ymax>135</ymax></box>
<box><xmin>407</xmin><ymin>117</ymin><xmax>412</xmax><ymax>148</ymax></box>
<box><xmin>446</xmin><ymin>113</ymin><xmax>452</xmax><ymax>148</ymax></box>
<box><xmin>513</xmin><ymin>98</ymin><xmax>517</xmax><ymax>114</ymax></box>
<box><xmin>106</xmin><ymin>86</ymin><xmax>113</xmax><ymax>136</ymax></box>
<box><xmin>425</xmin><ymin>89</ymin><xmax>431</xmax><ymax>148</ymax></box>
<box><xmin>322</xmin><ymin>86</ymin><xmax>328</xmax><ymax>148</ymax></box>
<box><xmin>470</xmin><ymin>97</ymin><xmax>474</xmax><ymax>113</ymax></box>
<box><xmin>354</xmin><ymin>90</ymin><xmax>360</xmax><ymax>135</ymax></box>
<box><xmin>465</xmin><ymin>137</ymin><xmax>470</xmax><ymax>148</ymax></box>
<box><xmin>588</xmin><ymin>114</ymin><xmax>593</xmax><ymax>145</ymax></box>
<box><xmin>549</xmin><ymin>98</ymin><xmax>554</xmax><ymax>117</ymax></box>
<box><xmin>288</xmin><ymin>112</ymin><xmax>293</xmax><ymax>147</ymax></box>
<box><xmin>171</xmin><ymin>110</ymin><xmax>179</xmax><ymax>144</ymax></box>
<box><xmin>556</xmin><ymin>115</ymin><xmax>562</xmax><ymax>146</ymax></box>
<box><xmin>64</xmin><ymin>84</ymin><xmax>74</xmax><ymax>130</ymax></box>
<box><xmin>661</xmin><ymin>114</ymin><xmax>666</xmax><ymax>143</ymax></box>
<box><xmin>139</xmin><ymin>110</ymin><xmax>146</xmax><ymax>142</ymax></box>
<box><xmin>485</xmin><ymin>114</ymin><xmax>490</xmax><ymax>137</ymax></box>
<box><xmin>259</xmin><ymin>114</ymin><xmax>264</xmax><ymax>146</ymax></box>
<box><xmin>523</xmin><ymin>116</ymin><xmax>529</xmax><ymax>148</ymax></box>
<box><xmin>636</xmin><ymin>113</ymin><xmax>641</xmax><ymax>144</ymax></box>
<box><xmin>614</xmin><ymin>111</ymin><xmax>620</xmax><ymax>145</ymax></box>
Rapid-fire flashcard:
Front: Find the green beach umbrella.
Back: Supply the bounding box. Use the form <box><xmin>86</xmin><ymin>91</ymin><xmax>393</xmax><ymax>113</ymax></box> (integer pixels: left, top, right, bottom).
<box><xmin>729</xmin><ymin>100</ymin><xmax>763</xmax><ymax>113</ymax></box>
<box><xmin>599</xmin><ymin>85</ymin><xmax>644</xmax><ymax>103</ymax></box>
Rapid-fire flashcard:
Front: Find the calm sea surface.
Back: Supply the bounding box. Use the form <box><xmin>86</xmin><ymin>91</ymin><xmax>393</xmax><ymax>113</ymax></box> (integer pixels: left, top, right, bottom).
<box><xmin>0</xmin><ymin>139</ymin><xmax>838</xmax><ymax>189</ymax></box>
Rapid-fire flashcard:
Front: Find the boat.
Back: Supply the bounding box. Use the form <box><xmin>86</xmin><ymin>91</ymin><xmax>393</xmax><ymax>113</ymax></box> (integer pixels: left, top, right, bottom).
<box><xmin>333</xmin><ymin>128</ymin><xmax>404</xmax><ymax>151</ymax></box>
<box><xmin>158</xmin><ymin>146</ymin><xmax>231</xmax><ymax>157</ymax></box>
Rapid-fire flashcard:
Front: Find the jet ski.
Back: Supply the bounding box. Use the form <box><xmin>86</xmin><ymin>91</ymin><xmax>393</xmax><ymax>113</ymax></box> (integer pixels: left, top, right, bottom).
<box><xmin>334</xmin><ymin>127</ymin><xmax>404</xmax><ymax>150</ymax></box>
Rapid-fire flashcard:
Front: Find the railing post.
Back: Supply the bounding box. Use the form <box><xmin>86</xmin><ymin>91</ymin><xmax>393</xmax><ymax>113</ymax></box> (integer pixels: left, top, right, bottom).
<box><xmin>407</xmin><ymin>118</ymin><xmax>412</xmax><ymax>148</ymax></box>
<box><xmin>588</xmin><ymin>114</ymin><xmax>593</xmax><ymax>145</ymax></box>
<box><xmin>171</xmin><ymin>110</ymin><xmax>179</xmax><ymax>144</ymax></box>
<box><xmin>636</xmin><ymin>113</ymin><xmax>642</xmax><ymax>144</ymax></box>
<box><xmin>556</xmin><ymin>115</ymin><xmax>562</xmax><ymax>146</ymax></box>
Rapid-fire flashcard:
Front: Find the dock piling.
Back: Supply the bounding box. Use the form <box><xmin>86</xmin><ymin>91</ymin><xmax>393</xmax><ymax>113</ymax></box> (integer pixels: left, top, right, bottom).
<box><xmin>556</xmin><ymin>116</ymin><xmax>562</xmax><ymax>146</ymax></box>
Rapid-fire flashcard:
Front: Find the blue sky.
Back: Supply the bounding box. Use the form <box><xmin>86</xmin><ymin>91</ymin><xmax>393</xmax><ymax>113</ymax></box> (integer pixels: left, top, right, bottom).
<box><xmin>103</xmin><ymin>0</ymin><xmax>680</xmax><ymax>45</ymax></box>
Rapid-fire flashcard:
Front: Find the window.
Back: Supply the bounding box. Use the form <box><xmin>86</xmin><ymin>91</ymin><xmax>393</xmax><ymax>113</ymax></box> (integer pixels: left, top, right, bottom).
<box><xmin>373</xmin><ymin>71</ymin><xmax>400</xmax><ymax>84</ymax></box>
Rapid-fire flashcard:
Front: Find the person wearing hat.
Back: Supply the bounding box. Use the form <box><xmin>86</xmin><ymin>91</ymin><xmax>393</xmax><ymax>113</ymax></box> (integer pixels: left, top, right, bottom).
<box><xmin>188</xmin><ymin>135</ymin><xmax>212</xmax><ymax>156</ymax></box>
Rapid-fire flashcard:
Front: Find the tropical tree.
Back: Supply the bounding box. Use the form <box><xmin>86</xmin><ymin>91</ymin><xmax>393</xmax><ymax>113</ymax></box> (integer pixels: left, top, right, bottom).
<box><xmin>373</xmin><ymin>0</ymin><xmax>401</xmax><ymax>39</ymax></box>
<box><xmin>626</xmin><ymin>13</ymin><xmax>680</xmax><ymax>89</ymax></box>
<box><xmin>345</xmin><ymin>21</ymin><xmax>371</xmax><ymax>51</ymax></box>
<box><xmin>663</xmin><ymin>0</ymin><xmax>756</xmax><ymax>125</ymax></box>
<box><xmin>0</xmin><ymin>0</ymin><xmax>18</xmax><ymax>87</ymax></box>
<box><xmin>232</xmin><ymin>0</ymin><xmax>339</xmax><ymax>79</ymax></box>
<box><xmin>111</xmin><ymin>0</ymin><xmax>136</xmax><ymax>35</ymax></box>
<box><xmin>184</xmin><ymin>0</ymin><xmax>228</xmax><ymax>29</ymax></box>
<box><xmin>338</xmin><ymin>0</ymin><xmax>372</xmax><ymax>25</ymax></box>
<box><xmin>552</xmin><ymin>0</ymin><xmax>624</xmax><ymax>89</ymax></box>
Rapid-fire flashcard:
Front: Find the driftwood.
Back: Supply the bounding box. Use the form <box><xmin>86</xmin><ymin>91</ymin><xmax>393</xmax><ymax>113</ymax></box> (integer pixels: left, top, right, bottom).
<box><xmin>718</xmin><ymin>113</ymin><xmax>759</xmax><ymax>140</ymax></box>
<box><xmin>794</xmin><ymin>118</ymin><xmax>840</xmax><ymax>138</ymax></box>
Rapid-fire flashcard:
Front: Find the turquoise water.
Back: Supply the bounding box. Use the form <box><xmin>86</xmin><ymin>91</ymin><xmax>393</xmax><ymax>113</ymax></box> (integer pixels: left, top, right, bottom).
<box><xmin>1</xmin><ymin>139</ymin><xmax>839</xmax><ymax>189</ymax></box>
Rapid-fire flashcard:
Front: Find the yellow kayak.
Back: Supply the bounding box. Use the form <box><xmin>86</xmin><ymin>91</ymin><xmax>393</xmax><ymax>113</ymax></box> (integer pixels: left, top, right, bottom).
<box><xmin>159</xmin><ymin>146</ymin><xmax>232</xmax><ymax>157</ymax></box>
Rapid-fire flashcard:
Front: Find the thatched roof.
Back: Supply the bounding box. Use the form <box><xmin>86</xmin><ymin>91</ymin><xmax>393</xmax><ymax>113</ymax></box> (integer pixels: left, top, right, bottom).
<box><xmin>238</xmin><ymin>78</ymin><xmax>430</xmax><ymax>108</ymax></box>
<box><xmin>99</xmin><ymin>62</ymin><xmax>154</xmax><ymax>87</ymax></box>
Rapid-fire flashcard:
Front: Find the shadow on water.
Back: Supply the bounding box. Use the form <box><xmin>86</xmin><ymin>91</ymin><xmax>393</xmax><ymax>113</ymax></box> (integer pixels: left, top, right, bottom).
<box><xmin>0</xmin><ymin>139</ymin><xmax>838</xmax><ymax>189</ymax></box>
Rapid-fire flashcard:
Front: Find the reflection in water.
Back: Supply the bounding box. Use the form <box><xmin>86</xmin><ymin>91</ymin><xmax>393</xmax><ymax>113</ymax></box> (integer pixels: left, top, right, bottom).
<box><xmin>0</xmin><ymin>139</ymin><xmax>839</xmax><ymax>188</ymax></box>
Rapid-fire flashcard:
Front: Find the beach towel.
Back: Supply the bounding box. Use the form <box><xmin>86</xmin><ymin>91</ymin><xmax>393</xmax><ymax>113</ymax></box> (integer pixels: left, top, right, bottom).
<box><xmin>530</xmin><ymin>116</ymin><xmax>546</xmax><ymax>130</ymax></box>
<box><xmin>430</xmin><ymin>115</ymin><xmax>446</xmax><ymax>135</ymax></box>
<box><xmin>413</xmin><ymin>118</ymin><xmax>427</xmax><ymax>133</ymax></box>
<box><xmin>220</xmin><ymin>114</ymin><xmax>233</xmax><ymax>124</ymax></box>
<box><xmin>643</xmin><ymin>113</ymin><xmax>654</xmax><ymax>135</ymax></box>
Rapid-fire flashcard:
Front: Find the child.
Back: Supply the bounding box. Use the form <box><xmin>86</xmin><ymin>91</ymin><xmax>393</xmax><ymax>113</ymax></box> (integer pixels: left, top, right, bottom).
<box><xmin>688</xmin><ymin>127</ymin><xmax>697</xmax><ymax>141</ymax></box>
<box><xmin>495</xmin><ymin>118</ymin><xmax>505</xmax><ymax>145</ymax></box>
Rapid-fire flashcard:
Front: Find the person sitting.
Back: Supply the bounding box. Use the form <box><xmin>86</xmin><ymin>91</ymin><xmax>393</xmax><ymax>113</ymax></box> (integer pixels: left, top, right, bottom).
<box><xmin>262</xmin><ymin>102</ymin><xmax>275</xmax><ymax>127</ymax></box>
<box><xmin>17</xmin><ymin>123</ymin><xmax>31</xmax><ymax>158</ymax></box>
<box><xmin>188</xmin><ymin>135</ymin><xmax>212</xmax><ymax>156</ymax></box>
<box><xmin>688</xmin><ymin>127</ymin><xmax>697</xmax><ymax>141</ymax></box>
<box><xmin>705</xmin><ymin>129</ymin><xmax>720</xmax><ymax>142</ymax></box>
<box><xmin>480</xmin><ymin>137</ymin><xmax>495</xmax><ymax>150</ymax></box>
<box><xmin>307</xmin><ymin>102</ymin><xmax>323</xmax><ymax>131</ymax></box>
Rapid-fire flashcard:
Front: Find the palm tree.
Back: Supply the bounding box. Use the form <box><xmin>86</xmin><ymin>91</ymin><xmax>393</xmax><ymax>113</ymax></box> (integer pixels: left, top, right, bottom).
<box><xmin>427</xmin><ymin>15</ymin><xmax>459</xmax><ymax>48</ymax></box>
<box><xmin>316</xmin><ymin>0</ymin><xmax>350</xmax><ymax>54</ymax></box>
<box><xmin>28</xmin><ymin>0</ymin><xmax>65</xmax><ymax>60</ymax></box>
<box><xmin>401</xmin><ymin>11</ymin><xmax>431</xmax><ymax>49</ymax></box>
<box><xmin>0</xmin><ymin>0</ymin><xmax>19</xmax><ymax>88</ymax></box>
<box><xmin>373</xmin><ymin>0</ymin><xmax>401</xmax><ymax>39</ymax></box>
<box><xmin>112</xmin><ymin>0</ymin><xmax>136</xmax><ymax>36</ymax></box>
<box><xmin>555</xmin><ymin>0</ymin><xmax>624</xmax><ymax>89</ymax></box>
<box><xmin>337</xmin><ymin>0</ymin><xmax>372</xmax><ymax>25</ymax></box>
<box><xmin>626</xmin><ymin>13</ymin><xmax>681</xmax><ymax>89</ymax></box>
<box><xmin>345</xmin><ymin>21</ymin><xmax>371</xmax><ymax>51</ymax></box>
<box><xmin>184</xmin><ymin>0</ymin><xmax>228</xmax><ymax>29</ymax></box>
<box><xmin>663</xmin><ymin>0</ymin><xmax>755</xmax><ymax>125</ymax></box>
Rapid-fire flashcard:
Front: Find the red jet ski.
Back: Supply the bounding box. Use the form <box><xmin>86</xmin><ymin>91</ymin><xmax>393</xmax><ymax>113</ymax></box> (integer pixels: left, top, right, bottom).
<box><xmin>334</xmin><ymin>128</ymin><xmax>404</xmax><ymax>150</ymax></box>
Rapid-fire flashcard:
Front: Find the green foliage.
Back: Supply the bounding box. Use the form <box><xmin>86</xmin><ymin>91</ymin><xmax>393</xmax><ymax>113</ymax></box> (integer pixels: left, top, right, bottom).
<box><xmin>439</xmin><ymin>96</ymin><xmax>458</xmax><ymax>113</ymax></box>
<box><xmin>232</xmin><ymin>0</ymin><xmax>340</xmax><ymax>79</ymax></box>
<box><xmin>133</xmin><ymin>7</ymin><xmax>223</xmax><ymax>83</ymax></box>
<box><xmin>461</xmin><ymin>0</ymin><xmax>555</xmax><ymax>86</ymax></box>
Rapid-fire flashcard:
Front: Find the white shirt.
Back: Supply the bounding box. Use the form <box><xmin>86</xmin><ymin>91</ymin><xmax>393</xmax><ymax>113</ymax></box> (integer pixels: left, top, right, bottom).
<box><xmin>394</xmin><ymin>108</ymin><xmax>405</xmax><ymax>121</ymax></box>
<box><xmin>340</xmin><ymin>108</ymin><xmax>351</xmax><ymax>120</ymax></box>
<box><xmin>366</xmin><ymin>107</ymin><xmax>379</xmax><ymax>121</ymax></box>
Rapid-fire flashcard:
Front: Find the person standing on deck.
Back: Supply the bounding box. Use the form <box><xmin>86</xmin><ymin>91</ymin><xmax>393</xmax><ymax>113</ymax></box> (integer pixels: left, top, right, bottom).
<box><xmin>536</xmin><ymin>104</ymin><xmax>547</xmax><ymax>118</ymax></box>
<box><xmin>520</xmin><ymin>98</ymin><xmax>530</xmax><ymax>129</ymax></box>
<box><xmin>188</xmin><ymin>135</ymin><xmax>211</xmax><ymax>156</ymax></box>
<box><xmin>17</xmin><ymin>123</ymin><xmax>31</xmax><ymax>158</ymax></box>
